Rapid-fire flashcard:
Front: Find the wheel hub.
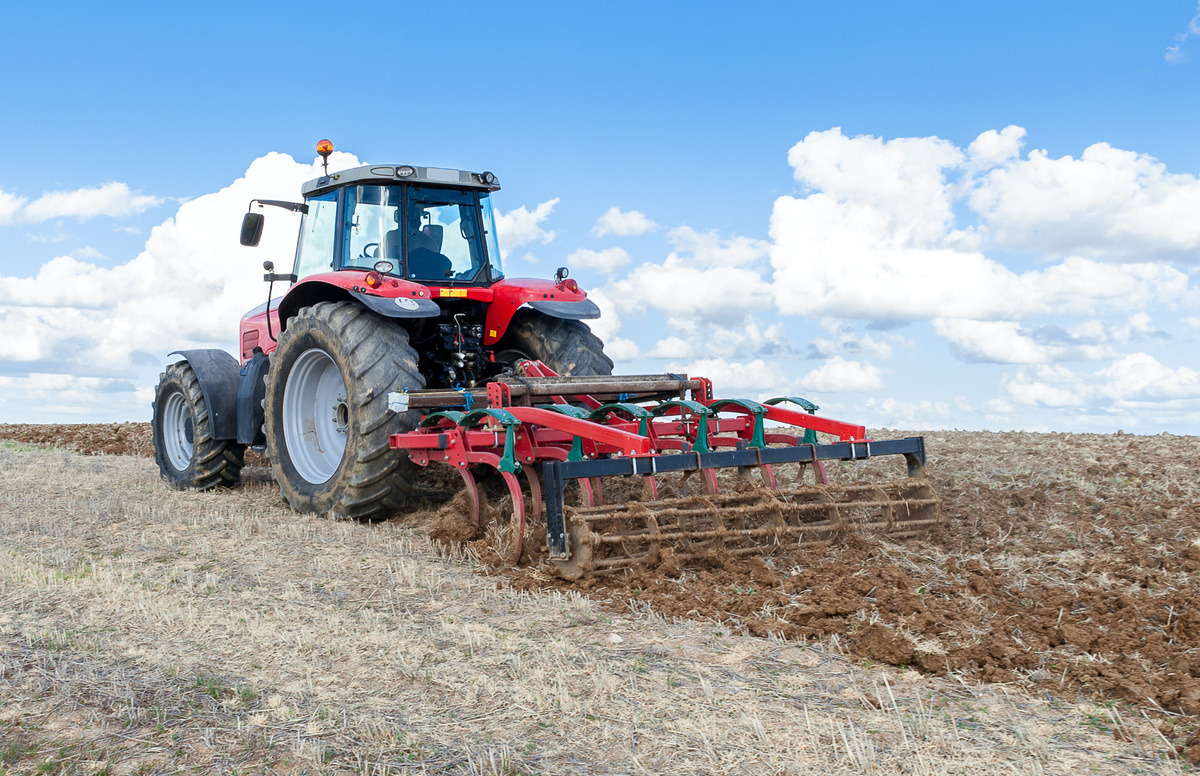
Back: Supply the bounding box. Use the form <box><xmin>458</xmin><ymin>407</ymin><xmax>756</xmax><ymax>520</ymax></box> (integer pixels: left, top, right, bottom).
<box><xmin>161</xmin><ymin>390</ymin><xmax>194</xmax><ymax>472</ymax></box>
<box><xmin>283</xmin><ymin>348</ymin><xmax>350</xmax><ymax>484</ymax></box>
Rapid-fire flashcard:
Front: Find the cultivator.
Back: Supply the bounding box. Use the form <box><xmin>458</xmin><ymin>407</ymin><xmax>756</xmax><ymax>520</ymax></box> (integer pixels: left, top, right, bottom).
<box><xmin>389</xmin><ymin>362</ymin><xmax>940</xmax><ymax>578</ymax></box>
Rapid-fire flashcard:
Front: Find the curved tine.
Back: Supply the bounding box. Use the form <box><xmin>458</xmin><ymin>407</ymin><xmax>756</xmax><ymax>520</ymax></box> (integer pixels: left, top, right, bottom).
<box><xmin>455</xmin><ymin>467</ymin><xmax>482</xmax><ymax>534</ymax></box>
<box><xmin>702</xmin><ymin>469</ymin><xmax>719</xmax><ymax>496</ymax></box>
<box><xmin>525</xmin><ymin>467</ymin><xmax>543</xmax><ymax>525</ymax></box>
<box><xmin>758</xmin><ymin>463</ymin><xmax>778</xmax><ymax>490</ymax></box>
<box><xmin>590</xmin><ymin>477</ymin><xmax>604</xmax><ymax>506</ymax></box>
<box><xmin>813</xmin><ymin>459</ymin><xmax>828</xmax><ymax>485</ymax></box>
<box><xmin>643</xmin><ymin>475</ymin><xmax>659</xmax><ymax>501</ymax></box>
<box><xmin>500</xmin><ymin>471</ymin><xmax>526</xmax><ymax>564</ymax></box>
<box><xmin>577</xmin><ymin>477</ymin><xmax>597</xmax><ymax>507</ymax></box>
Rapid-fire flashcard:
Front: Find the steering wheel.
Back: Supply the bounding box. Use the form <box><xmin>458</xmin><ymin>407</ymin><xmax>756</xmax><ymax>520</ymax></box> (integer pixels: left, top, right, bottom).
<box><xmin>360</xmin><ymin>243</ymin><xmax>379</xmax><ymax>259</ymax></box>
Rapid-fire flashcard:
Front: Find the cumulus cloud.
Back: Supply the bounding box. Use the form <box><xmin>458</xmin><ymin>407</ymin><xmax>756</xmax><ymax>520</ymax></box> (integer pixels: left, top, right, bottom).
<box><xmin>668</xmin><ymin>226</ymin><xmax>768</xmax><ymax>267</ymax></box>
<box><xmin>493</xmin><ymin>198</ymin><xmax>558</xmax><ymax>260</ymax></box>
<box><xmin>604</xmin><ymin>226</ymin><xmax>772</xmax><ymax>327</ymax></box>
<box><xmin>581</xmin><ymin>287</ymin><xmax>638</xmax><ymax>362</ymax></box>
<box><xmin>567</xmin><ymin>246</ymin><xmax>630</xmax><ymax>274</ymax></box>
<box><xmin>932</xmin><ymin>319</ymin><xmax>1116</xmax><ymax>364</ymax></box>
<box><xmin>807</xmin><ymin>319</ymin><xmax>897</xmax><ymax>360</ymax></box>
<box><xmin>0</xmin><ymin>151</ymin><xmax>359</xmax><ymax>409</ymax></box>
<box><xmin>0</xmin><ymin>182</ymin><xmax>162</xmax><ymax>225</ymax></box>
<box><xmin>1005</xmin><ymin>354</ymin><xmax>1200</xmax><ymax>408</ymax></box>
<box><xmin>665</xmin><ymin>357</ymin><xmax>795</xmax><ymax>398</ymax></box>
<box><xmin>859</xmin><ymin>397</ymin><xmax>954</xmax><ymax>431</ymax></box>
<box><xmin>770</xmin><ymin>127</ymin><xmax>1193</xmax><ymax>328</ymax></box>
<box><xmin>592</xmin><ymin>207</ymin><xmax>657</xmax><ymax>237</ymax></box>
<box><xmin>797</xmin><ymin>357</ymin><xmax>883</xmax><ymax>393</ymax></box>
<box><xmin>968</xmin><ymin>142</ymin><xmax>1200</xmax><ymax>260</ymax></box>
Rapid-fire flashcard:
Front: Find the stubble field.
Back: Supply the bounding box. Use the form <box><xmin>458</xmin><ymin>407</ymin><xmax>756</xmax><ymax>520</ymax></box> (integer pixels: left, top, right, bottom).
<box><xmin>0</xmin><ymin>422</ymin><xmax>1197</xmax><ymax>774</ymax></box>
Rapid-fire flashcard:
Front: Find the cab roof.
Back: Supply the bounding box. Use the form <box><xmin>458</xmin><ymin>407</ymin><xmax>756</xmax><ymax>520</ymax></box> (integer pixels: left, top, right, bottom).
<box><xmin>301</xmin><ymin>165</ymin><xmax>501</xmax><ymax>198</ymax></box>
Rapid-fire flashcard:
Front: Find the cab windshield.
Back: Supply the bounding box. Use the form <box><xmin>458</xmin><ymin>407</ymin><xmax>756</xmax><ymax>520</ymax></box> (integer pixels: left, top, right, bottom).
<box><xmin>341</xmin><ymin>184</ymin><xmax>501</xmax><ymax>283</ymax></box>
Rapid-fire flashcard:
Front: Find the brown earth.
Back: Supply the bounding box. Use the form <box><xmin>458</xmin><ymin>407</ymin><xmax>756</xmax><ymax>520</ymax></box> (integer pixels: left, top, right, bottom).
<box><xmin>4</xmin><ymin>422</ymin><xmax>1200</xmax><ymax>759</ymax></box>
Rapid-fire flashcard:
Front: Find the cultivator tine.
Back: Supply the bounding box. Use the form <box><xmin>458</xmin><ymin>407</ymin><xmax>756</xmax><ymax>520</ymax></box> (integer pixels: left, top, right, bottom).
<box><xmin>498</xmin><ymin>470</ymin><xmax>527</xmax><ymax>564</ymax></box>
<box><xmin>551</xmin><ymin>479</ymin><xmax>940</xmax><ymax>578</ymax></box>
<box><xmin>456</xmin><ymin>467</ymin><xmax>482</xmax><ymax>535</ymax></box>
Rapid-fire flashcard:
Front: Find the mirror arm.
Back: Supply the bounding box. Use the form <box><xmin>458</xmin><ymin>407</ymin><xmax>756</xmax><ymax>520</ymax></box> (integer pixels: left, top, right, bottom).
<box><xmin>248</xmin><ymin>199</ymin><xmax>308</xmax><ymax>214</ymax></box>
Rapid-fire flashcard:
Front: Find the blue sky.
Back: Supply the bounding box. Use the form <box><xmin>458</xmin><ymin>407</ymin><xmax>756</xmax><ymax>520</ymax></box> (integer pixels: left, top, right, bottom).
<box><xmin>2</xmin><ymin>2</ymin><xmax>1200</xmax><ymax>431</ymax></box>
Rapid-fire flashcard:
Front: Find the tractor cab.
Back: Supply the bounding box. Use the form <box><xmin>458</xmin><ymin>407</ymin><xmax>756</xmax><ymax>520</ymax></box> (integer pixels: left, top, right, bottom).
<box><xmin>295</xmin><ymin>166</ymin><xmax>505</xmax><ymax>286</ymax></box>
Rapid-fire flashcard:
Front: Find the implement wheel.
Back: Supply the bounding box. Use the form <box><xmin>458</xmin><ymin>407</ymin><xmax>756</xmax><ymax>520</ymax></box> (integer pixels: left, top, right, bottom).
<box><xmin>496</xmin><ymin>309</ymin><xmax>613</xmax><ymax>376</ymax></box>
<box><xmin>152</xmin><ymin>361</ymin><xmax>244</xmax><ymax>489</ymax></box>
<box><xmin>264</xmin><ymin>301</ymin><xmax>425</xmax><ymax>518</ymax></box>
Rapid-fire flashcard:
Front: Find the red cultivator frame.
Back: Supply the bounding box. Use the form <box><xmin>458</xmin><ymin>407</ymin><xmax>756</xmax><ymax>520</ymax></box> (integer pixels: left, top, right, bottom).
<box><xmin>390</xmin><ymin>363</ymin><xmax>939</xmax><ymax>577</ymax></box>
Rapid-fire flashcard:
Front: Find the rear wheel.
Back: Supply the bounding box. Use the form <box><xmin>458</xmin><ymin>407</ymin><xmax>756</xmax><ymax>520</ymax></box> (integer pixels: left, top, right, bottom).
<box><xmin>263</xmin><ymin>301</ymin><xmax>425</xmax><ymax>518</ymax></box>
<box><xmin>152</xmin><ymin>361</ymin><xmax>244</xmax><ymax>489</ymax></box>
<box><xmin>496</xmin><ymin>309</ymin><xmax>613</xmax><ymax>376</ymax></box>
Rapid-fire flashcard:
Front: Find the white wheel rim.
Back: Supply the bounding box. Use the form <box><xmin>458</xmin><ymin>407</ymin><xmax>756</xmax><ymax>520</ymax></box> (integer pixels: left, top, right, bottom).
<box><xmin>283</xmin><ymin>348</ymin><xmax>349</xmax><ymax>484</ymax></box>
<box><xmin>162</xmin><ymin>390</ymin><xmax>193</xmax><ymax>471</ymax></box>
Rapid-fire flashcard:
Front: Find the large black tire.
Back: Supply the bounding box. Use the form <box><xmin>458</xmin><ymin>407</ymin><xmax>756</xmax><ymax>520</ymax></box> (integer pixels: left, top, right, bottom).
<box><xmin>496</xmin><ymin>309</ymin><xmax>614</xmax><ymax>376</ymax></box>
<box><xmin>151</xmin><ymin>361</ymin><xmax>244</xmax><ymax>489</ymax></box>
<box><xmin>263</xmin><ymin>301</ymin><xmax>425</xmax><ymax>518</ymax></box>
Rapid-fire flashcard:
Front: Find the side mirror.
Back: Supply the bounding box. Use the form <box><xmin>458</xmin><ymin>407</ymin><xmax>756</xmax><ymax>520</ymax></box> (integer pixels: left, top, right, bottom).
<box><xmin>240</xmin><ymin>212</ymin><xmax>265</xmax><ymax>247</ymax></box>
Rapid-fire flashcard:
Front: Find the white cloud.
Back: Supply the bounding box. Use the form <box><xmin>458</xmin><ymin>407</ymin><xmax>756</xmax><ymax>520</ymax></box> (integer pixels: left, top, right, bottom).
<box><xmin>592</xmin><ymin>207</ymin><xmax>657</xmax><ymax>237</ymax></box>
<box><xmin>665</xmin><ymin>357</ymin><xmax>795</xmax><ymax>398</ymax></box>
<box><xmin>1166</xmin><ymin>3</ymin><xmax>1200</xmax><ymax>63</ymax></box>
<box><xmin>797</xmin><ymin>357</ymin><xmax>883</xmax><ymax>393</ymax></box>
<box><xmin>647</xmin><ymin>336</ymin><xmax>693</xmax><ymax>359</ymax></box>
<box><xmin>786</xmin><ymin>127</ymin><xmax>965</xmax><ymax>247</ymax></box>
<box><xmin>605</xmin><ymin>226</ymin><xmax>772</xmax><ymax>324</ymax></box>
<box><xmin>859</xmin><ymin>397</ymin><xmax>954</xmax><ymax>431</ymax></box>
<box><xmin>567</xmin><ymin>246</ymin><xmax>630</xmax><ymax>274</ymax></box>
<box><xmin>808</xmin><ymin>320</ymin><xmax>896</xmax><ymax>360</ymax></box>
<box><xmin>1004</xmin><ymin>354</ymin><xmax>1200</xmax><ymax>408</ymax></box>
<box><xmin>667</xmin><ymin>226</ymin><xmax>768</xmax><ymax>267</ymax></box>
<box><xmin>965</xmin><ymin>125</ymin><xmax>1026</xmax><ymax>170</ymax></box>
<box><xmin>0</xmin><ymin>373</ymin><xmax>142</xmax><ymax>420</ymax></box>
<box><xmin>0</xmin><ymin>182</ymin><xmax>162</xmax><ymax>225</ymax></box>
<box><xmin>770</xmin><ymin>127</ymin><xmax>1192</xmax><ymax>324</ymax></box>
<box><xmin>494</xmin><ymin>198</ymin><xmax>558</xmax><ymax>260</ymax></box>
<box><xmin>644</xmin><ymin>320</ymin><xmax>790</xmax><ymax>362</ymax></box>
<box><xmin>0</xmin><ymin>151</ymin><xmax>358</xmax><ymax>388</ymax></box>
<box><xmin>968</xmin><ymin>142</ymin><xmax>1200</xmax><ymax>260</ymax></box>
<box><xmin>609</xmin><ymin>262</ymin><xmax>773</xmax><ymax>322</ymax></box>
<box><xmin>581</xmin><ymin>287</ymin><xmax>639</xmax><ymax>363</ymax></box>
<box><xmin>932</xmin><ymin>319</ymin><xmax>1115</xmax><ymax>364</ymax></box>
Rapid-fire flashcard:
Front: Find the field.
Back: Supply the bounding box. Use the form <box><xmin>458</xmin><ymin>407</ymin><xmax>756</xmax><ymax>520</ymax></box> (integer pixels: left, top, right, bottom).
<box><xmin>1</xmin><ymin>422</ymin><xmax>1198</xmax><ymax>774</ymax></box>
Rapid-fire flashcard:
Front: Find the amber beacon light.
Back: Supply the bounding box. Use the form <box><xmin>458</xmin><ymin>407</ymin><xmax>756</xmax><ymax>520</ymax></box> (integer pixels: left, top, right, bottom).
<box><xmin>317</xmin><ymin>139</ymin><xmax>334</xmax><ymax>174</ymax></box>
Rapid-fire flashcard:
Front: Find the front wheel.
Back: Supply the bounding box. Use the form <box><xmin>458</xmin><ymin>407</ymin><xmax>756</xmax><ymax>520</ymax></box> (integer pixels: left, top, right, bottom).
<box><xmin>263</xmin><ymin>301</ymin><xmax>425</xmax><ymax>518</ymax></box>
<box><xmin>151</xmin><ymin>361</ymin><xmax>244</xmax><ymax>489</ymax></box>
<box><xmin>495</xmin><ymin>309</ymin><xmax>614</xmax><ymax>376</ymax></box>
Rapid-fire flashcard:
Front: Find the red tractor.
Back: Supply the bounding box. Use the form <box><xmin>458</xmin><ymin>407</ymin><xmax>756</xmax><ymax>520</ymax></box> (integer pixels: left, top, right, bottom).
<box><xmin>152</xmin><ymin>141</ymin><xmax>611</xmax><ymax>517</ymax></box>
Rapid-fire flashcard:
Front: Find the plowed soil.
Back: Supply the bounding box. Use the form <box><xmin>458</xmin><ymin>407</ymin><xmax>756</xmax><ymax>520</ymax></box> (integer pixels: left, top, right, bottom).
<box><xmin>5</xmin><ymin>422</ymin><xmax>1200</xmax><ymax>757</ymax></box>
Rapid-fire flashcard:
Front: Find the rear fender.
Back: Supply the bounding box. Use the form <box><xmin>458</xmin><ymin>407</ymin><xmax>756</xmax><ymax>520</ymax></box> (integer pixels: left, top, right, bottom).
<box><xmin>236</xmin><ymin>350</ymin><xmax>270</xmax><ymax>446</ymax></box>
<box><xmin>168</xmin><ymin>350</ymin><xmax>240</xmax><ymax>440</ymax></box>
<box><xmin>483</xmin><ymin>278</ymin><xmax>598</xmax><ymax>345</ymax></box>
<box><xmin>276</xmin><ymin>273</ymin><xmax>439</xmax><ymax>331</ymax></box>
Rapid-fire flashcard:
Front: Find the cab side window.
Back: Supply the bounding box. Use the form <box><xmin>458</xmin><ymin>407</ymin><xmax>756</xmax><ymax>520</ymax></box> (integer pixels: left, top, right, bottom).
<box><xmin>294</xmin><ymin>191</ymin><xmax>338</xmax><ymax>279</ymax></box>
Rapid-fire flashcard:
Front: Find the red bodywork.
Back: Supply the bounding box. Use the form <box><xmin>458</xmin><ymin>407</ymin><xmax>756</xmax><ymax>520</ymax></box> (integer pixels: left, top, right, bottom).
<box><xmin>237</xmin><ymin>272</ymin><xmax>591</xmax><ymax>364</ymax></box>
